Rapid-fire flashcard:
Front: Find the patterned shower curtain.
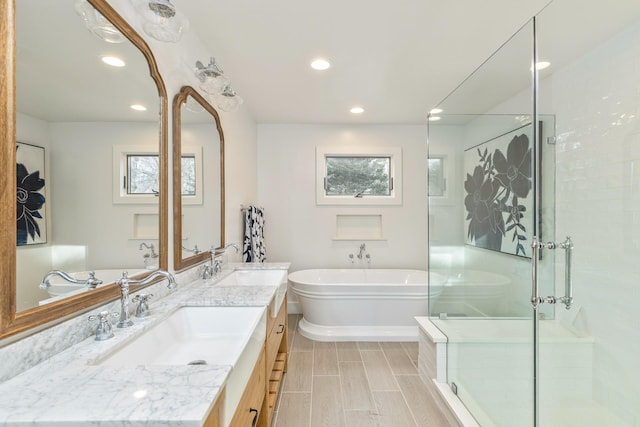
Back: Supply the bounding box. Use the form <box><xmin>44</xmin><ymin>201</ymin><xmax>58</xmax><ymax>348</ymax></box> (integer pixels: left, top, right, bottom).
<box><xmin>243</xmin><ymin>205</ymin><xmax>266</xmax><ymax>262</ymax></box>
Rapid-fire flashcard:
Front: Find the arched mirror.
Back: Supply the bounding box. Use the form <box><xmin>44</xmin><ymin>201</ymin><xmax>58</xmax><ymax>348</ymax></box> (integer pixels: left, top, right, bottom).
<box><xmin>0</xmin><ymin>0</ymin><xmax>168</xmax><ymax>339</ymax></box>
<box><xmin>173</xmin><ymin>86</ymin><xmax>224</xmax><ymax>270</ymax></box>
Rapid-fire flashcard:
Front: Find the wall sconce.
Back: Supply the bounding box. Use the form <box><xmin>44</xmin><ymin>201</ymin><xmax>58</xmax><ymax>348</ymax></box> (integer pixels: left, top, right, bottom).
<box><xmin>195</xmin><ymin>58</ymin><xmax>230</xmax><ymax>96</ymax></box>
<box><xmin>75</xmin><ymin>0</ymin><xmax>126</xmax><ymax>43</ymax></box>
<box><xmin>215</xmin><ymin>84</ymin><xmax>244</xmax><ymax>113</ymax></box>
<box><xmin>131</xmin><ymin>0</ymin><xmax>189</xmax><ymax>43</ymax></box>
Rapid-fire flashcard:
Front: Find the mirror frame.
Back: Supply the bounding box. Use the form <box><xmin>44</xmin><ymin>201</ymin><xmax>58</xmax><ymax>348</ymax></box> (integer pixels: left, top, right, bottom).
<box><xmin>172</xmin><ymin>86</ymin><xmax>225</xmax><ymax>271</ymax></box>
<box><xmin>0</xmin><ymin>0</ymin><xmax>168</xmax><ymax>340</ymax></box>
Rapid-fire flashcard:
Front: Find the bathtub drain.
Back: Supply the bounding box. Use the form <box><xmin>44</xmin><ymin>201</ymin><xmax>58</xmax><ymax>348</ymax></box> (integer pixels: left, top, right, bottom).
<box><xmin>187</xmin><ymin>359</ymin><xmax>207</xmax><ymax>365</ymax></box>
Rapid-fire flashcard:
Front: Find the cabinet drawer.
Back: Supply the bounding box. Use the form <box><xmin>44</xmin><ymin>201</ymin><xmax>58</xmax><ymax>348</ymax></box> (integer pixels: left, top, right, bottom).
<box><xmin>266</xmin><ymin>301</ymin><xmax>287</xmax><ymax>372</ymax></box>
<box><xmin>230</xmin><ymin>350</ymin><xmax>266</xmax><ymax>427</ymax></box>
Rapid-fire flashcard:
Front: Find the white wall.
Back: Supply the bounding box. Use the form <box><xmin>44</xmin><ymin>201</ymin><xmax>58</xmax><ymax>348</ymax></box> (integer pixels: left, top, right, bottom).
<box><xmin>257</xmin><ymin>124</ymin><xmax>428</xmax><ymax>272</ymax></box>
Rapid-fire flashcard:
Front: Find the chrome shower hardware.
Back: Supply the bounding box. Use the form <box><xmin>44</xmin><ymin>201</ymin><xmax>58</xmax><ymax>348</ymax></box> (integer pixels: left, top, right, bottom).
<box><xmin>531</xmin><ymin>236</ymin><xmax>573</xmax><ymax>310</ymax></box>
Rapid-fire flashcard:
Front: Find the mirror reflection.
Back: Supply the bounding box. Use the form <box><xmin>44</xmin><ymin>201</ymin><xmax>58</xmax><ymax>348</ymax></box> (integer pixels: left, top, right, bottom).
<box><xmin>15</xmin><ymin>0</ymin><xmax>162</xmax><ymax>311</ymax></box>
<box><xmin>173</xmin><ymin>87</ymin><xmax>224</xmax><ymax>271</ymax></box>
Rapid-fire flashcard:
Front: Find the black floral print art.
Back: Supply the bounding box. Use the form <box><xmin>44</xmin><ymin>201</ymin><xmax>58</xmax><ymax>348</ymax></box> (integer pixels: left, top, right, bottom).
<box><xmin>464</xmin><ymin>133</ymin><xmax>532</xmax><ymax>256</ymax></box>
<box><xmin>16</xmin><ymin>162</ymin><xmax>46</xmax><ymax>245</ymax></box>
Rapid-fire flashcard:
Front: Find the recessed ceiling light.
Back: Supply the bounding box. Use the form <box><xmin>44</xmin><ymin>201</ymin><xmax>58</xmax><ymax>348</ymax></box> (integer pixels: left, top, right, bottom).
<box><xmin>430</xmin><ymin>108</ymin><xmax>443</xmax><ymax>114</ymax></box>
<box><xmin>311</xmin><ymin>58</ymin><xmax>331</xmax><ymax>71</ymax></box>
<box><xmin>101</xmin><ymin>56</ymin><xmax>126</xmax><ymax>67</ymax></box>
<box><xmin>130</xmin><ymin>104</ymin><xmax>147</xmax><ymax>111</ymax></box>
<box><xmin>350</xmin><ymin>106</ymin><xmax>364</xmax><ymax>114</ymax></box>
<box><xmin>428</xmin><ymin>116</ymin><xmax>441</xmax><ymax>121</ymax></box>
<box><xmin>535</xmin><ymin>61</ymin><xmax>550</xmax><ymax>70</ymax></box>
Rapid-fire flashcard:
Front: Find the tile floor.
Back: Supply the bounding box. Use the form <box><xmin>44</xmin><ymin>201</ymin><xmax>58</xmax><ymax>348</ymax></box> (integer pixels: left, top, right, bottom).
<box><xmin>271</xmin><ymin>315</ymin><xmax>452</xmax><ymax>427</ymax></box>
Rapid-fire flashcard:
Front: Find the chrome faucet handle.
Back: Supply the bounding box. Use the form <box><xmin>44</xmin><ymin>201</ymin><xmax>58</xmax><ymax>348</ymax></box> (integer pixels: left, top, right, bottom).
<box><xmin>132</xmin><ymin>294</ymin><xmax>153</xmax><ymax>318</ymax></box>
<box><xmin>86</xmin><ymin>271</ymin><xmax>103</xmax><ymax>289</ymax></box>
<box><xmin>88</xmin><ymin>311</ymin><xmax>119</xmax><ymax>341</ymax></box>
<box><xmin>201</xmin><ymin>263</ymin><xmax>213</xmax><ymax>279</ymax></box>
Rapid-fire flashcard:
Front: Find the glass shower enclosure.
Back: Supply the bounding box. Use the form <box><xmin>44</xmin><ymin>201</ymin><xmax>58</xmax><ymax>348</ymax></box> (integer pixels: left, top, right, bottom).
<box><xmin>427</xmin><ymin>2</ymin><xmax>640</xmax><ymax>425</ymax></box>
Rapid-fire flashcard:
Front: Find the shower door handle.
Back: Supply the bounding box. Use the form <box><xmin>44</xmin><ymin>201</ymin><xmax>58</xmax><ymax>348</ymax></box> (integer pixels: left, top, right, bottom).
<box><xmin>530</xmin><ymin>236</ymin><xmax>574</xmax><ymax>310</ymax></box>
<box><xmin>530</xmin><ymin>236</ymin><xmax>544</xmax><ymax>308</ymax></box>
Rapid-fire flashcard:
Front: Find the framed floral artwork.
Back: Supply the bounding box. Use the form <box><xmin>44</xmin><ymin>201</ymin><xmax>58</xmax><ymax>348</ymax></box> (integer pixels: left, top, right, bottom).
<box><xmin>463</xmin><ymin>123</ymin><xmax>534</xmax><ymax>258</ymax></box>
<box><xmin>16</xmin><ymin>142</ymin><xmax>47</xmax><ymax>245</ymax></box>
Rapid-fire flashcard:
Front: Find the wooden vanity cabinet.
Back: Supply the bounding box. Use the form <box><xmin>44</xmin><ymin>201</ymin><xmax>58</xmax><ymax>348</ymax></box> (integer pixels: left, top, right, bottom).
<box><xmin>230</xmin><ymin>350</ymin><xmax>266</xmax><ymax>427</ymax></box>
<box><xmin>258</xmin><ymin>293</ymin><xmax>288</xmax><ymax>427</ymax></box>
<box><xmin>203</xmin><ymin>390</ymin><xmax>224</xmax><ymax>427</ymax></box>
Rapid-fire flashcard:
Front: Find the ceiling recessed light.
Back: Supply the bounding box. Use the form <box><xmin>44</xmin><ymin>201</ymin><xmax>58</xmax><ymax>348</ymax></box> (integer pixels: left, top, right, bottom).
<box><xmin>428</xmin><ymin>116</ymin><xmax>441</xmax><ymax>121</ymax></box>
<box><xmin>534</xmin><ymin>61</ymin><xmax>550</xmax><ymax>70</ymax></box>
<box><xmin>101</xmin><ymin>56</ymin><xmax>126</xmax><ymax>67</ymax></box>
<box><xmin>130</xmin><ymin>104</ymin><xmax>147</xmax><ymax>111</ymax></box>
<box><xmin>311</xmin><ymin>58</ymin><xmax>331</xmax><ymax>71</ymax></box>
<box><xmin>430</xmin><ymin>108</ymin><xmax>443</xmax><ymax>114</ymax></box>
<box><xmin>350</xmin><ymin>106</ymin><xmax>364</xmax><ymax>114</ymax></box>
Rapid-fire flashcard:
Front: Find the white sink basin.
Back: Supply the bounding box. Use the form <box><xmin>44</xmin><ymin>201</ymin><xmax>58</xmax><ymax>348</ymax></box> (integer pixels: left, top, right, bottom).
<box><xmin>96</xmin><ymin>306</ymin><xmax>266</xmax><ymax>426</ymax></box>
<box><xmin>217</xmin><ymin>269</ymin><xmax>288</xmax><ymax>316</ymax></box>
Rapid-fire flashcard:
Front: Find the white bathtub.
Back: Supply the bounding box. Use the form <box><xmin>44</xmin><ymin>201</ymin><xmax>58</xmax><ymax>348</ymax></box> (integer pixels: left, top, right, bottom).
<box><xmin>429</xmin><ymin>269</ymin><xmax>511</xmax><ymax>317</ymax></box>
<box><xmin>289</xmin><ymin>269</ymin><xmax>436</xmax><ymax>341</ymax></box>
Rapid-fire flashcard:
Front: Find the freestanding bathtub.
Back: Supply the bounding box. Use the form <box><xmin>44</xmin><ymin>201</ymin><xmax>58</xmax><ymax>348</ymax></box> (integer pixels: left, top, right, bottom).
<box><xmin>289</xmin><ymin>269</ymin><xmax>437</xmax><ymax>341</ymax></box>
<box><xmin>428</xmin><ymin>269</ymin><xmax>512</xmax><ymax>317</ymax></box>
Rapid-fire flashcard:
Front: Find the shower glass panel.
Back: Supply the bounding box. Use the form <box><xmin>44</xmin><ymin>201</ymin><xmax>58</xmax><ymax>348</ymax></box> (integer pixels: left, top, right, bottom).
<box><xmin>427</xmin><ymin>18</ymin><xmax>556</xmax><ymax>426</ymax></box>
<box><xmin>536</xmin><ymin>2</ymin><xmax>640</xmax><ymax>425</ymax></box>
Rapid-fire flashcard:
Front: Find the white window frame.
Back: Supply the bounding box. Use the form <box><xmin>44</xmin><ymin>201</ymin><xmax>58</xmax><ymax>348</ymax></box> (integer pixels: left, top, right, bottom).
<box><xmin>316</xmin><ymin>146</ymin><xmax>402</xmax><ymax>206</ymax></box>
<box><xmin>113</xmin><ymin>145</ymin><xmax>203</xmax><ymax>205</ymax></box>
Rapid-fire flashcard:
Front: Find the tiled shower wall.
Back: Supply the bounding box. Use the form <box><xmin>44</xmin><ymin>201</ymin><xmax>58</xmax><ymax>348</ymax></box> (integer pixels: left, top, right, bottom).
<box><xmin>546</xmin><ymin>19</ymin><xmax>640</xmax><ymax>424</ymax></box>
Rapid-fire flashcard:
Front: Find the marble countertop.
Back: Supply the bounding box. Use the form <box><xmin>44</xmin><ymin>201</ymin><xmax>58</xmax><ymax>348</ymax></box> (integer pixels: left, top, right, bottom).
<box><xmin>0</xmin><ymin>263</ymin><xmax>290</xmax><ymax>426</ymax></box>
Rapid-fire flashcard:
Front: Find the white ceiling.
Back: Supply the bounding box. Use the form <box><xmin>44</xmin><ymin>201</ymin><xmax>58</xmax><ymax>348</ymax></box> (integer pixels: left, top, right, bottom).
<box><xmin>175</xmin><ymin>0</ymin><xmax>640</xmax><ymax>125</ymax></box>
<box><xmin>176</xmin><ymin>0</ymin><xmax>549</xmax><ymax>124</ymax></box>
<box><xmin>16</xmin><ymin>1</ymin><xmax>640</xmax><ymax>125</ymax></box>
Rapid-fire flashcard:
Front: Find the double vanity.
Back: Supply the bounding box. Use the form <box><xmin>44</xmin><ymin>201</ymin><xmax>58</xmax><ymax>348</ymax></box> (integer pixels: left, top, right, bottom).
<box><xmin>0</xmin><ymin>264</ymin><xmax>289</xmax><ymax>427</ymax></box>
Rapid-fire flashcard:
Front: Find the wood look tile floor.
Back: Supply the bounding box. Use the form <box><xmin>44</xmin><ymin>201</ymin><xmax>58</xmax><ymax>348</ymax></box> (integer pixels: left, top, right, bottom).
<box><xmin>272</xmin><ymin>315</ymin><xmax>452</xmax><ymax>427</ymax></box>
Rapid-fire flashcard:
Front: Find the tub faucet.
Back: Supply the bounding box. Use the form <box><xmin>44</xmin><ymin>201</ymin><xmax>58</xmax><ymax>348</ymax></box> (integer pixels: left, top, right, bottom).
<box><xmin>139</xmin><ymin>243</ymin><xmax>159</xmax><ymax>269</ymax></box>
<box><xmin>116</xmin><ymin>270</ymin><xmax>176</xmax><ymax>328</ymax></box>
<box><xmin>39</xmin><ymin>270</ymin><xmax>103</xmax><ymax>291</ymax></box>
<box><xmin>357</xmin><ymin>243</ymin><xmax>367</xmax><ymax>260</ymax></box>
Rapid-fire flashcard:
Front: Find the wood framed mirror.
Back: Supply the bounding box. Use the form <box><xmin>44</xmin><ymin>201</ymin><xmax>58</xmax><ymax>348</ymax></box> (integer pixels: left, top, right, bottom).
<box><xmin>173</xmin><ymin>86</ymin><xmax>225</xmax><ymax>271</ymax></box>
<box><xmin>0</xmin><ymin>0</ymin><xmax>168</xmax><ymax>340</ymax></box>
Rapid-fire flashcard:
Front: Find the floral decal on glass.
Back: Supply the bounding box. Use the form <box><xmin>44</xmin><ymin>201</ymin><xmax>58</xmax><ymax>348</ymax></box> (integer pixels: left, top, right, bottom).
<box><xmin>463</xmin><ymin>127</ymin><xmax>532</xmax><ymax>257</ymax></box>
<box><xmin>16</xmin><ymin>142</ymin><xmax>47</xmax><ymax>245</ymax></box>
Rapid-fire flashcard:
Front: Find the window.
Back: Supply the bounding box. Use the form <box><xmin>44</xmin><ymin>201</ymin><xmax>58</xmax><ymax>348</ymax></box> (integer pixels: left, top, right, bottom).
<box><xmin>113</xmin><ymin>145</ymin><xmax>202</xmax><ymax>204</ymax></box>
<box><xmin>316</xmin><ymin>146</ymin><xmax>402</xmax><ymax>205</ymax></box>
<box><xmin>181</xmin><ymin>155</ymin><xmax>197</xmax><ymax>196</ymax></box>
<box><xmin>428</xmin><ymin>156</ymin><xmax>445</xmax><ymax>197</ymax></box>
<box><xmin>325</xmin><ymin>156</ymin><xmax>392</xmax><ymax>196</ymax></box>
<box><xmin>127</xmin><ymin>154</ymin><xmax>160</xmax><ymax>195</ymax></box>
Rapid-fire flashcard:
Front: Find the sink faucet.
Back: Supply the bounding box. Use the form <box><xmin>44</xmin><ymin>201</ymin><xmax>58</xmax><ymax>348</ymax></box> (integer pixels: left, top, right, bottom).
<box><xmin>116</xmin><ymin>270</ymin><xmax>176</xmax><ymax>328</ymax></box>
<box><xmin>202</xmin><ymin>243</ymin><xmax>240</xmax><ymax>279</ymax></box>
<box><xmin>39</xmin><ymin>270</ymin><xmax>103</xmax><ymax>291</ymax></box>
<box><xmin>213</xmin><ymin>243</ymin><xmax>240</xmax><ymax>256</ymax></box>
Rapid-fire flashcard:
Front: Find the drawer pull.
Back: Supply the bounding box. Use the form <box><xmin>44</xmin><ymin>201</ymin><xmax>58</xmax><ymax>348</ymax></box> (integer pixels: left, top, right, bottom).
<box><xmin>276</xmin><ymin>324</ymin><xmax>285</xmax><ymax>334</ymax></box>
<box><xmin>250</xmin><ymin>408</ymin><xmax>259</xmax><ymax>427</ymax></box>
